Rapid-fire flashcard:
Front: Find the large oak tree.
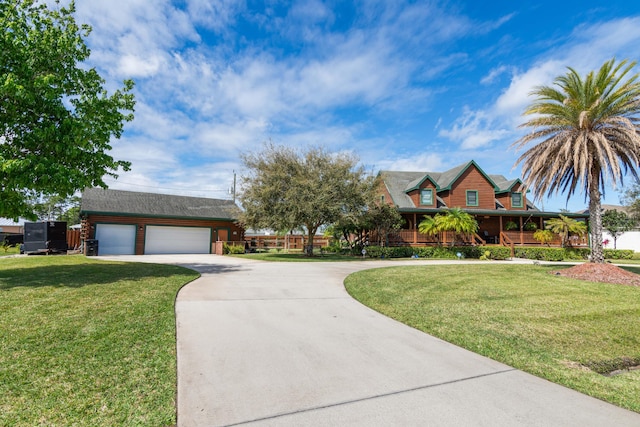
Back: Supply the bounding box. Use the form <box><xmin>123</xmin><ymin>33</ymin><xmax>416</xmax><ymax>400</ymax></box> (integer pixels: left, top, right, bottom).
<box><xmin>239</xmin><ymin>144</ymin><xmax>376</xmax><ymax>256</ymax></box>
<box><xmin>1</xmin><ymin>0</ymin><xmax>135</xmax><ymax>219</ymax></box>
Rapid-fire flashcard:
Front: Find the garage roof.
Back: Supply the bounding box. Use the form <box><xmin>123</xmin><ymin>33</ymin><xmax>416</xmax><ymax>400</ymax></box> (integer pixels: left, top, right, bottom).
<box><xmin>81</xmin><ymin>188</ymin><xmax>241</xmax><ymax>220</ymax></box>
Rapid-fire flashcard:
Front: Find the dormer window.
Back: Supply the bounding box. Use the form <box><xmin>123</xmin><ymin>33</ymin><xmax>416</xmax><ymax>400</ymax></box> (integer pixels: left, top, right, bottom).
<box><xmin>420</xmin><ymin>189</ymin><xmax>433</xmax><ymax>206</ymax></box>
<box><xmin>511</xmin><ymin>192</ymin><xmax>523</xmax><ymax>208</ymax></box>
<box><xmin>466</xmin><ymin>190</ymin><xmax>478</xmax><ymax>207</ymax></box>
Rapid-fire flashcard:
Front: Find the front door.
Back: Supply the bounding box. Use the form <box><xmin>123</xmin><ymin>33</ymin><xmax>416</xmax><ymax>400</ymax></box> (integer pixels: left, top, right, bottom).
<box><xmin>217</xmin><ymin>228</ymin><xmax>229</xmax><ymax>242</ymax></box>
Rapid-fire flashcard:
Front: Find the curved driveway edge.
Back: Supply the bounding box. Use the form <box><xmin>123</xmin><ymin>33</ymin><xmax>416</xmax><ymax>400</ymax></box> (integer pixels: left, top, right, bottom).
<box><xmin>100</xmin><ymin>255</ymin><xmax>640</xmax><ymax>426</ymax></box>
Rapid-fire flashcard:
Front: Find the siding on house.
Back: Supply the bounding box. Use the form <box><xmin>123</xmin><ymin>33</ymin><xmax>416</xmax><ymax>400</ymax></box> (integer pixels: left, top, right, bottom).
<box><xmin>81</xmin><ymin>188</ymin><xmax>244</xmax><ymax>255</ymax></box>
<box><xmin>377</xmin><ymin>160</ymin><xmax>589</xmax><ymax>248</ymax></box>
<box><xmin>447</xmin><ymin>165</ymin><xmax>495</xmax><ymax>210</ymax></box>
<box><xmin>84</xmin><ymin>214</ymin><xmax>244</xmax><ymax>255</ymax></box>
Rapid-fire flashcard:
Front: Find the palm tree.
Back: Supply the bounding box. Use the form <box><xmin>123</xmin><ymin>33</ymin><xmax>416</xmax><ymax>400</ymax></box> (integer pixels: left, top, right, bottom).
<box><xmin>418</xmin><ymin>215</ymin><xmax>442</xmax><ymax>245</ymax></box>
<box><xmin>545</xmin><ymin>215</ymin><xmax>587</xmax><ymax>248</ymax></box>
<box><xmin>533</xmin><ymin>229</ymin><xmax>555</xmax><ymax>247</ymax></box>
<box><xmin>436</xmin><ymin>208</ymin><xmax>478</xmax><ymax>245</ymax></box>
<box><xmin>514</xmin><ymin>59</ymin><xmax>640</xmax><ymax>263</ymax></box>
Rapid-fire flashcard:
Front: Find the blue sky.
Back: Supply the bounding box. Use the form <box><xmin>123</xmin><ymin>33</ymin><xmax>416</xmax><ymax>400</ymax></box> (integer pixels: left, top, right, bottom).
<box><xmin>61</xmin><ymin>0</ymin><xmax>640</xmax><ymax>212</ymax></box>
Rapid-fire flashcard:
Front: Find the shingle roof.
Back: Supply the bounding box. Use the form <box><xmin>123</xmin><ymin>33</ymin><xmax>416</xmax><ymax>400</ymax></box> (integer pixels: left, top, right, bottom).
<box><xmin>381</xmin><ymin>161</ymin><xmax>540</xmax><ymax>212</ymax></box>
<box><xmin>381</xmin><ymin>171</ymin><xmax>427</xmax><ymax>208</ymax></box>
<box><xmin>81</xmin><ymin>188</ymin><xmax>241</xmax><ymax>220</ymax></box>
<box><xmin>0</xmin><ymin>218</ymin><xmax>26</xmax><ymax>226</ymax></box>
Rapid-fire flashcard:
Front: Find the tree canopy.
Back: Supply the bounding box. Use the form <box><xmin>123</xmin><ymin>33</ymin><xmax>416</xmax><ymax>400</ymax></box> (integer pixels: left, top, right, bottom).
<box><xmin>418</xmin><ymin>208</ymin><xmax>478</xmax><ymax>246</ymax></box>
<box><xmin>1</xmin><ymin>0</ymin><xmax>135</xmax><ymax>219</ymax></box>
<box><xmin>239</xmin><ymin>144</ymin><xmax>376</xmax><ymax>256</ymax></box>
<box><xmin>514</xmin><ymin>58</ymin><xmax>640</xmax><ymax>263</ymax></box>
<box><xmin>601</xmin><ymin>209</ymin><xmax>635</xmax><ymax>249</ymax></box>
<box><xmin>545</xmin><ymin>215</ymin><xmax>587</xmax><ymax>248</ymax></box>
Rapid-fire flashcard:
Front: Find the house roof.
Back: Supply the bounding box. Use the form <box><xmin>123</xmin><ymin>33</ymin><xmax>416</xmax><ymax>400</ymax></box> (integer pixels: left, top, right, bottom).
<box><xmin>80</xmin><ymin>188</ymin><xmax>241</xmax><ymax>220</ymax></box>
<box><xmin>579</xmin><ymin>204</ymin><xmax>631</xmax><ymax>215</ymax></box>
<box><xmin>0</xmin><ymin>218</ymin><xmax>26</xmax><ymax>226</ymax></box>
<box><xmin>380</xmin><ymin>160</ymin><xmax>542</xmax><ymax>212</ymax></box>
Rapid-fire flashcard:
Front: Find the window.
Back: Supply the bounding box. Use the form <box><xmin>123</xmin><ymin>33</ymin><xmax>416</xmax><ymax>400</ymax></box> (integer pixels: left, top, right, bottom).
<box><xmin>511</xmin><ymin>192</ymin><xmax>523</xmax><ymax>208</ymax></box>
<box><xmin>420</xmin><ymin>189</ymin><xmax>433</xmax><ymax>205</ymax></box>
<box><xmin>466</xmin><ymin>190</ymin><xmax>478</xmax><ymax>206</ymax></box>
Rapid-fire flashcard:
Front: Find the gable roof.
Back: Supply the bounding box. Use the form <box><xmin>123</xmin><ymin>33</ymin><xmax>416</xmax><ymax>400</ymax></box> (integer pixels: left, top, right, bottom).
<box><xmin>380</xmin><ymin>171</ymin><xmax>427</xmax><ymax>209</ymax></box>
<box><xmin>405</xmin><ymin>174</ymin><xmax>440</xmax><ymax>191</ymax></box>
<box><xmin>490</xmin><ymin>175</ymin><xmax>523</xmax><ymax>193</ymax></box>
<box><xmin>80</xmin><ymin>188</ymin><xmax>241</xmax><ymax>220</ymax></box>
<box><xmin>380</xmin><ymin>160</ymin><xmax>541</xmax><ymax>212</ymax></box>
<box><xmin>436</xmin><ymin>160</ymin><xmax>499</xmax><ymax>191</ymax></box>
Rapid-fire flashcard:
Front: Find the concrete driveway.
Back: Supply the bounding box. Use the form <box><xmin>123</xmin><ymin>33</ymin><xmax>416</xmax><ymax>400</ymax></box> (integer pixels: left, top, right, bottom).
<box><xmin>101</xmin><ymin>255</ymin><xmax>640</xmax><ymax>426</ymax></box>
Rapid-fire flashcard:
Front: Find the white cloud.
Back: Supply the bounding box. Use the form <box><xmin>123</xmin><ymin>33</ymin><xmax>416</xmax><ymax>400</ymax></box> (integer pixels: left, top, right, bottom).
<box><xmin>375</xmin><ymin>153</ymin><xmax>446</xmax><ymax>172</ymax></box>
<box><xmin>192</xmin><ymin>119</ymin><xmax>272</xmax><ymax>155</ymax></box>
<box><xmin>494</xmin><ymin>60</ymin><xmax>563</xmax><ymax>117</ymax></box>
<box><xmin>117</xmin><ymin>54</ymin><xmax>166</xmax><ymax>78</ymax></box>
<box><xmin>186</xmin><ymin>0</ymin><xmax>243</xmax><ymax>31</ymax></box>
<box><xmin>480</xmin><ymin>65</ymin><xmax>511</xmax><ymax>85</ymax></box>
<box><xmin>496</xmin><ymin>17</ymin><xmax>640</xmax><ymax>118</ymax></box>
<box><xmin>444</xmin><ymin>16</ymin><xmax>640</xmax><ymax>153</ymax></box>
<box><xmin>439</xmin><ymin>108</ymin><xmax>511</xmax><ymax>149</ymax></box>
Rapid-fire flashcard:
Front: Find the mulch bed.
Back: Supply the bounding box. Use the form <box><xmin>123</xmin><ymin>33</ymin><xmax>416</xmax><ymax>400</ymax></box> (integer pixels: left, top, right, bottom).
<box><xmin>552</xmin><ymin>262</ymin><xmax>640</xmax><ymax>287</ymax></box>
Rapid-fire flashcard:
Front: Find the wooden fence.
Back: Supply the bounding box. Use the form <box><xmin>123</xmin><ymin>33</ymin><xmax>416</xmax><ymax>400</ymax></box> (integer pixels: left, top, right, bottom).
<box><xmin>67</xmin><ymin>229</ymin><xmax>82</xmax><ymax>250</ymax></box>
<box><xmin>245</xmin><ymin>235</ymin><xmax>330</xmax><ymax>251</ymax></box>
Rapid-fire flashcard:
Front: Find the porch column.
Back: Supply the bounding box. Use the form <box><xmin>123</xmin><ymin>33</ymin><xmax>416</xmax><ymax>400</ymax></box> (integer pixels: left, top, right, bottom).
<box><xmin>519</xmin><ymin>217</ymin><xmax>524</xmax><ymax>245</ymax></box>
<box><xmin>413</xmin><ymin>213</ymin><xmax>417</xmax><ymax>244</ymax></box>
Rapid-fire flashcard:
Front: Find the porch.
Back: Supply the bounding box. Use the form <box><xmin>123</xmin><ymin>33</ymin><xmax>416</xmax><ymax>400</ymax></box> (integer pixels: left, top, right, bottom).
<box><xmin>391</xmin><ymin>211</ymin><xmax>590</xmax><ymax>249</ymax></box>
<box><xmin>386</xmin><ymin>229</ymin><xmax>587</xmax><ymax>247</ymax></box>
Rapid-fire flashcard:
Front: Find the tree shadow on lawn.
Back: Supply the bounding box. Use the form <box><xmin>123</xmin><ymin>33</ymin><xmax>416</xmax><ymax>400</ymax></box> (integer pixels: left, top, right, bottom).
<box><xmin>0</xmin><ymin>262</ymin><xmax>245</xmax><ymax>290</ymax></box>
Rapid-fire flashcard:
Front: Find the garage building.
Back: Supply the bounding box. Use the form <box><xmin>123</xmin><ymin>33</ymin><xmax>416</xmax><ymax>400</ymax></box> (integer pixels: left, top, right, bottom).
<box><xmin>80</xmin><ymin>188</ymin><xmax>244</xmax><ymax>255</ymax></box>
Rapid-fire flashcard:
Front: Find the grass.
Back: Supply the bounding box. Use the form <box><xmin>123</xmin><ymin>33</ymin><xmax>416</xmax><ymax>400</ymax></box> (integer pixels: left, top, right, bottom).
<box><xmin>344</xmin><ymin>263</ymin><xmax>640</xmax><ymax>412</ymax></box>
<box><xmin>1</xmin><ymin>245</ymin><xmax>20</xmax><ymax>256</ymax></box>
<box><xmin>0</xmin><ymin>255</ymin><xmax>199</xmax><ymax>426</ymax></box>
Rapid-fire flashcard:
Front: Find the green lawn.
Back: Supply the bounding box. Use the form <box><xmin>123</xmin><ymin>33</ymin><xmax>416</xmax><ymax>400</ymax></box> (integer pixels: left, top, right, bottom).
<box><xmin>0</xmin><ymin>255</ymin><xmax>199</xmax><ymax>426</ymax></box>
<box><xmin>345</xmin><ymin>264</ymin><xmax>640</xmax><ymax>412</ymax></box>
<box><xmin>1</xmin><ymin>245</ymin><xmax>20</xmax><ymax>256</ymax></box>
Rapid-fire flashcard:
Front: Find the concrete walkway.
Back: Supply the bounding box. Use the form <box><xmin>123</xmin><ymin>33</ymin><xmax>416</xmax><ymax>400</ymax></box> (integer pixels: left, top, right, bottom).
<box><xmin>101</xmin><ymin>255</ymin><xmax>640</xmax><ymax>426</ymax></box>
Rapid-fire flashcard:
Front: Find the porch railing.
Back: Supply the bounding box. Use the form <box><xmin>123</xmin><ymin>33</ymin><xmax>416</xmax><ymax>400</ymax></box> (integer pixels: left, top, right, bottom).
<box><xmin>500</xmin><ymin>232</ymin><xmax>515</xmax><ymax>257</ymax></box>
<box><xmin>387</xmin><ymin>229</ymin><xmax>588</xmax><ymax>248</ymax></box>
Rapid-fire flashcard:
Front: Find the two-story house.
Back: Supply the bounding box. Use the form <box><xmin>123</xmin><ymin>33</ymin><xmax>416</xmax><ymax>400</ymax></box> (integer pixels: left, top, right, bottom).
<box><xmin>379</xmin><ymin>160</ymin><xmax>588</xmax><ymax>247</ymax></box>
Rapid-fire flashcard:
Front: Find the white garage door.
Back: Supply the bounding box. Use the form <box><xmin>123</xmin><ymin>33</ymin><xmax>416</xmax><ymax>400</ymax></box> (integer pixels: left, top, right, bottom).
<box><xmin>144</xmin><ymin>226</ymin><xmax>211</xmax><ymax>254</ymax></box>
<box><xmin>95</xmin><ymin>224</ymin><xmax>136</xmax><ymax>255</ymax></box>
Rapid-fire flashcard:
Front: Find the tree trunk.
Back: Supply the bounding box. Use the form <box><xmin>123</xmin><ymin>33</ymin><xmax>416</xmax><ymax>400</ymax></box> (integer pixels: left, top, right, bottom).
<box><xmin>589</xmin><ymin>170</ymin><xmax>604</xmax><ymax>263</ymax></box>
<box><xmin>305</xmin><ymin>225</ymin><xmax>317</xmax><ymax>257</ymax></box>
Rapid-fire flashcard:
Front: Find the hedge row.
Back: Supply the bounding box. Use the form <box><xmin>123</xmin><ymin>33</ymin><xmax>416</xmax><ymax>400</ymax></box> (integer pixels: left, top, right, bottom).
<box><xmin>357</xmin><ymin>246</ymin><xmax>633</xmax><ymax>261</ymax></box>
<box><xmin>357</xmin><ymin>245</ymin><xmax>511</xmax><ymax>260</ymax></box>
<box><xmin>514</xmin><ymin>247</ymin><xmax>589</xmax><ymax>261</ymax></box>
<box><xmin>603</xmin><ymin>249</ymin><xmax>634</xmax><ymax>259</ymax></box>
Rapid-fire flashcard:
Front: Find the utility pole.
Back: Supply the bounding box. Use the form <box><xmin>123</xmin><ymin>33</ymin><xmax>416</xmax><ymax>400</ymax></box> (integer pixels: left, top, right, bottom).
<box><xmin>232</xmin><ymin>170</ymin><xmax>236</xmax><ymax>203</ymax></box>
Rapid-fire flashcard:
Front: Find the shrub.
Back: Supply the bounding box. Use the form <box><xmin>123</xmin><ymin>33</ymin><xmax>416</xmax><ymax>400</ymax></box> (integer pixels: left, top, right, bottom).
<box><xmin>223</xmin><ymin>243</ymin><xmax>245</xmax><ymax>254</ymax></box>
<box><xmin>564</xmin><ymin>248</ymin><xmax>590</xmax><ymax>260</ymax></box>
<box><xmin>514</xmin><ymin>247</ymin><xmax>590</xmax><ymax>261</ymax></box>
<box><xmin>481</xmin><ymin>246</ymin><xmax>511</xmax><ymax>260</ymax></box>
<box><xmin>515</xmin><ymin>247</ymin><xmax>566</xmax><ymax>261</ymax></box>
<box><xmin>359</xmin><ymin>245</ymin><xmax>511</xmax><ymax>260</ymax></box>
<box><xmin>504</xmin><ymin>221</ymin><xmax>518</xmax><ymax>231</ymax></box>
<box><xmin>603</xmin><ymin>249</ymin><xmax>634</xmax><ymax>260</ymax></box>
